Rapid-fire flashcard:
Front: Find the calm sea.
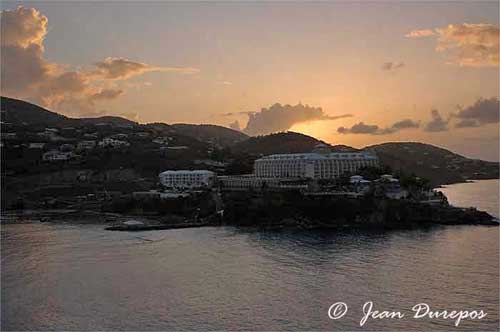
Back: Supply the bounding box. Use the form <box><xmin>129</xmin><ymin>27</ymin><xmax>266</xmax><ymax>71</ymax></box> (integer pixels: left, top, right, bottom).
<box><xmin>1</xmin><ymin>180</ymin><xmax>499</xmax><ymax>331</ymax></box>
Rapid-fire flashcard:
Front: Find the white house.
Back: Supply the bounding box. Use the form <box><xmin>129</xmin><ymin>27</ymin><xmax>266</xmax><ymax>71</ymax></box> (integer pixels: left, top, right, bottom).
<box><xmin>152</xmin><ymin>137</ymin><xmax>171</xmax><ymax>145</ymax></box>
<box><xmin>28</xmin><ymin>143</ymin><xmax>45</xmax><ymax>149</ymax></box>
<box><xmin>159</xmin><ymin>170</ymin><xmax>215</xmax><ymax>190</ymax></box>
<box><xmin>43</xmin><ymin>150</ymin><xmax>73</xmax><ymax>161</ymax></box>
<box><xmin>77</xmin><ymin>140</ymin><xmax>96</xmax><ymax>150</ymax></box>
<box><xmin>375</xmin><ymin>175</ymin><xmax>408</xmax><ymax>199</ymax></box>
<box><xmin>98</xmin><ymin>137</ymin><xmax>130</xmax><ymax>148</ymax></box>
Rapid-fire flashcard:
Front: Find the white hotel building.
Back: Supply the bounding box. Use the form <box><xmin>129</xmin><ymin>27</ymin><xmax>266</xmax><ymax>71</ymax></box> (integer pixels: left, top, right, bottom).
<box><xmin>254</xmin><ymin>151</ymin><xmax>378</xmax><ymax>180</ymax></box>
<box><xmin>159</xmin><ymin>170</ymin><xmax>215</xmax><ymax>189</ymax></box>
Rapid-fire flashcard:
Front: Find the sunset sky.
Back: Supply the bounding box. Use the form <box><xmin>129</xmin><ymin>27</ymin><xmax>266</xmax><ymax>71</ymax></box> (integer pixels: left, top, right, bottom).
<box><xmin>1</xmin><ymin>1</ymin><xmax>499</xmax><ymax>161</ymax></box>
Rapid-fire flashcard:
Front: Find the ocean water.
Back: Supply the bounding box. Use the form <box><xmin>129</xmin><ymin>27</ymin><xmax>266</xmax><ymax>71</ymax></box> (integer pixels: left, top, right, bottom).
<box><xmin>1</xmin><ymin>180</ymin><xmax>499</xmax><ymax>331</ymax></box>
<box><xmin>438</xmin><ymin>179</ymin><xmax>499</xmax><ymax>218</ymax></box>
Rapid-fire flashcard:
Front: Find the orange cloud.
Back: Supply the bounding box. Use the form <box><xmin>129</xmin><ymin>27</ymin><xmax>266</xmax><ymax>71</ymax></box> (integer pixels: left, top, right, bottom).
<box><xmin>405</xmin><ymin>29</ymin><xmax>436</xmax><ymax>38</ymax></box>
<box><xmin>92</xmin><ymin>57</ymin><xmax>199</xmax><ymax>80</ymax></box>
<box><xmin>406</xmin><ymin>23</ymin><xmax>499</xmax><ymax>67</ymax></box>
<box><xmin>90</xmin><ymin>88</ymin><xmax>124</xmax><ymax>101</ymax></box>
<box><xmin>0</xmin><ymin>6</ymin><xmax>198</xmax><ymax>116</ymax></box>
<box><xmin>0</xmin><ymin>6</ymin><xmax>48</xmax><ymax>49</ymax></box>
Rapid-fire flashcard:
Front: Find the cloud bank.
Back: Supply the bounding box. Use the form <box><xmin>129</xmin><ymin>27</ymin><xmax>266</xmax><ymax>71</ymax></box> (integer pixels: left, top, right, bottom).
<box><xmin>338</xmin><ymin>119</ymin><xmax>420</xmax><ymax>135</ymax></box>
<box><xmin>406</xmin><ymin>23</ymin><xmax>499</xmax><ymax>67</ymax></box>
<box><xmin>454</xmin><ymin>97</ymin><xmax>500</xmax><ymax>127</ymax></box>
<box><xmin>0</xmin><ymin>6</ymin><xmax>198</xmax><ymax>117</ymax></box>
<box><xmin>336</xmin><ymin>97</ymin><xmax>498</xmax><ymax>136</ymax></box>
<box><xmin>242</xmin><ymin>103</ymin><xmax>352</xmax><ymax>136</ymax></box>
<box><xmin>424</xmin><ymin>109</ymin><xmax>449</xmax><ymax>132</ymax></box>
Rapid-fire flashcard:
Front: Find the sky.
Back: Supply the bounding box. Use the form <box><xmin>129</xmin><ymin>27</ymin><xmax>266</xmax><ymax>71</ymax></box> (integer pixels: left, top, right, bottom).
<box><xmin>1</xmin><ymin>1</ymin><xmax>499</xmax><ymax>161</ymax></box>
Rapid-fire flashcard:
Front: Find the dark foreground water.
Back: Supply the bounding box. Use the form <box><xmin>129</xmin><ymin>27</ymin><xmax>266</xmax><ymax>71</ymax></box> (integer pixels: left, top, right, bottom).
<box><xmin>2</xmin><ymin>180</ymin><xmax>499</xmax><ymax>331</ymax></box>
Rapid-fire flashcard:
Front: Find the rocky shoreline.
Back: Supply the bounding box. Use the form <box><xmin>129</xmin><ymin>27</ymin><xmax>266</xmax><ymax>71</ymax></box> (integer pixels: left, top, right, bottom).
<box><xmin>2</xmin><ymin>192</ymin><xmax>498</xmax><ymax>231</ymax></box>
<box><xmin>221</xmin><ymin>191</ymin><xmax>499</xmax><ymax>230</ymax></box>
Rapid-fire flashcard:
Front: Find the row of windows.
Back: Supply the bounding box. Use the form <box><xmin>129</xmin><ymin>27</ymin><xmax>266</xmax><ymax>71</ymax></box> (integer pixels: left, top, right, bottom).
<box><xmin>255</xmin><ymin>159</ymin><xmax>378</xmax><ymax>179</ymax></box>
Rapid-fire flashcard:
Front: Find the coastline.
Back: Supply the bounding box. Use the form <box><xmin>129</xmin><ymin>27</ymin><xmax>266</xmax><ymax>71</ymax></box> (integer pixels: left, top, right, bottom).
<box><xmin>2</xmin><ymin>194</ymin><xmax>498</xmax><ymax>231</ymax></box>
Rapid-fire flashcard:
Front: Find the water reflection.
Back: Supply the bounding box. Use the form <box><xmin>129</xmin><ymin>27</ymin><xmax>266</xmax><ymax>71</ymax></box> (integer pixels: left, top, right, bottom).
<box><xmin>2</xmin><ymin>223</ymin><xmax>498</xmax><ymax>331</ymax></box>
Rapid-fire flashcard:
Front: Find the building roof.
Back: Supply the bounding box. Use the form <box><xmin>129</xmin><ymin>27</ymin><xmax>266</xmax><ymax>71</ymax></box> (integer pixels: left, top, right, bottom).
<box><xmin>256</xmin><ymin>152</ymin><xmax>378</xmax><ymax>161</ymax></box>
<box><xmin>159</xmin><ymin>170</ymin><xmax>215</xmax><ymax>175</ymax></box>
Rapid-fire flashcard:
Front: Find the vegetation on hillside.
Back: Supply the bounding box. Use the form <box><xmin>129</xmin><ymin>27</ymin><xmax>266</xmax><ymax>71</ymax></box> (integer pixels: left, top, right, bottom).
<box><xmin>365</xmin><ymin>142</ymin><xmax>499</xmax><ymax>186</ymax></box>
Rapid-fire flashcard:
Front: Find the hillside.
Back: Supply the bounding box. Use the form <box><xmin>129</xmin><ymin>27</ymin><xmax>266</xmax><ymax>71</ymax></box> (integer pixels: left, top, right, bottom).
<box><xmin>231</xmin><ymin>132</ymin><xmax>357</xmax><ymax>155</ymax></box>
<box><xmin>79</xmin><ymin>116</ymin><xmax>137</xmax><ymax>126</ymax></box>
<box><xmin>2</xmin><ymin>96</ymin><xmax>497</xmax><ymax>188</ymax></box>
<box><xmin>1</xmin><ymin>97</ymin><xmax>247</xmax><ymax>146</ymax></box>
<box><xmin>1</xmin><ymin>96</ymin><xmax>70</xmax><ymax>126</ymax></box>
<box><xmin>365</xmin><ymin>142</ymin><xmax>499</xmax><ymax>186</ymax></box>
<box><xmin>1</xmin><ymin>96</ymin><xmax>137</xmax><ymax>127</ymax></box>
<box><xmin>170</xmin><ymin>124</ymin><xmax>248</xmax><ymax>147</ymax></box>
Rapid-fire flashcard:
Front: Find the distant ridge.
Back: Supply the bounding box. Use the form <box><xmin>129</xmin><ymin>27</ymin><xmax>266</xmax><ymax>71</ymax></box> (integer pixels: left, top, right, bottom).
<box><xmin>366</xmin><ymin>142</ymin><xmax>499</xmax><ymax>186</ymax></box>
<box><xmin>0</xmin><ymin>96</ymin><xmax>246</xmax><ymax>147</ymax></box>
<box><xmin>1</xmin><ymin>96</ymin><xmax>498</xmax><ymax>186</ymax></box>
<box><xmin>170</xmin><ymin>123</ymin><xmax>249</xmax><ymax>146</ymax></box>
<box><xmin>231</xmin><ymin>131</ymin><xmax>358</xmax><ymax>155</ymax></box>
<box><xmin>1</xmin><ymin>96</ymin><xmax>70</xmax><ymax>126</ymax></box>
<box><xmin>0</xmin><ymin>96</ymin><xmax>138</xmax><ymax>127</ymax></box>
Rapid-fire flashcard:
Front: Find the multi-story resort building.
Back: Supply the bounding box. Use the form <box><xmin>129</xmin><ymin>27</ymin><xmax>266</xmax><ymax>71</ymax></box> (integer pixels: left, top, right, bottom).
<box><xmin>158</xmin><ymin>145</ymin><xmax>378</xmax><ymax>192</ymax></box>
<box><xmin>159</xmin><ymin>170</ymin><xmax>215</xmax><ymax>190</ymax></box>
<box><xmin>254</xmin><ymin>149</ymin><xmax>378</xmax><ymax>179</ymax></box>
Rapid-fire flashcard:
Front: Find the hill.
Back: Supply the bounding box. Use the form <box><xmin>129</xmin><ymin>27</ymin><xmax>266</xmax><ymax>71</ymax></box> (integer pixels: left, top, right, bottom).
<box><xmin>1</xmin><ymin>96</ymin><xmax>71</xmax><ymax>126</ymax></box>
<box><xmin>231</xmin><ymin>131</ymin><xmax>357</xmax><ymax>155</ymax></box>
<box><xmin>2</xmin><ymin>96</ymin><xmax>497</xmax><ymax>187</ymax></box>
<box><xmin>170</xmin><ymin>124</ymin><xmax>248</xmax><ymax>147</ymax></box>
<box><xmin>1</xmin><ymin>96</ymin><xmax>138</xmax><ymax>127</ymax></box>
<box><xmin>1</xmin><ymin>97</ymin><xmax>245</xmax><ymax>146</ymax></box>
<box><xmin>79</xmin><ymin>116</ymin><xmax>137</xmax><ymax>126</ymax></box>
<box><xmin>365</xmin><ymin>142</ymin><xmax>499</xmax><ymax>186</ymax></box>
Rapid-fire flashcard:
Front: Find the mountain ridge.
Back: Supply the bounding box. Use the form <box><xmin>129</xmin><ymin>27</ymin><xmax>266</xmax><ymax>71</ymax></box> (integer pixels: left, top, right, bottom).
<box><xmin>2</xmin><ymin>96</ymin><xmax>498</xmax><ymax>186</ymax></box>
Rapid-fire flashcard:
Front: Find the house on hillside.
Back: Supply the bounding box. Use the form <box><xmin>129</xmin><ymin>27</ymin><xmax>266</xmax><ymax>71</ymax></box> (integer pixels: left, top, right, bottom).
<box><xmin>98</xmin><ymin>137</ymin><xmax>130</xmax><ymax>148</ymax></box>
<box><xmin>159</xmin><ymin>170</ymin><xmax>215</xmax><ymax>190</ymax></box>
<box><xmin>111</xmin><ymin>133</ymin><xmax>128</xmax><ymax>140</ymax></box>
<box><xmin>28</xmin><ymin>143</ymin><xmax>46</xmax><ymax>150</ymax></box>
<box><xmin>77</xmin><ymin>140</ymin><xmax>96</xmax><ymax>150</ymax></box>
<box><xmin>349</xmin><ymin>175</ymin><xmax>372</xmax><ymax>194</ymax></box>
<box><xmin>152</xmin><ymin>136</ymin><xmax>171</xmax><ymax>145</ymax></box>
<box><xmin>43</xmin><ymin>150</ymin><xmax>73</xmax><ymax>162</ymax></box>
<box><xmin>83</xmin><ymin>133</ymin><xmax>99</xmax><ymax>139</ymax></box>
<box><xmin>374</xmin><ymin>175</ymin><xmax>408</xmax><ymax>199</ymax></box>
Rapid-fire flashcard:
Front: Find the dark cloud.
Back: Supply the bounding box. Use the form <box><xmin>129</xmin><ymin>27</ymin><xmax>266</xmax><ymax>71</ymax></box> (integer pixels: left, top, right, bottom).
<box><xmin>337</xmin><ymin>119</ymin><xmax>420</xmax><ymax>135</ymax></box>
<box><xmin>381</xmin><ymin>62</ymin><xmax>405</xmax><ymax>71</ymax></box>
<box><xmin>243</xmin><ymin>103</ymin><xmax>352</xmax><ymax>136</ymax></box>
<box><xmin>455</xmin><ymin>97</ymin><xmax>499</xmax><ymax>125</ymax></box>
<box><xmin>390</xmin><ymin>119</ymin><xmax>420</xmax><ymax>130</ymax></box>
<box><xmin>424</xmin><ymin>109</ymin><xmax>449</xmax><ymax>132</ymax></box>
<box><xmin>338</xmin><ymin>122</ymin><xmax>379</xmax><ymax>134</ymax></box>
<box><xmin>455</xmin><ymin>119</ymin><xmax>480</xmax><ymax>128</ymax></box>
